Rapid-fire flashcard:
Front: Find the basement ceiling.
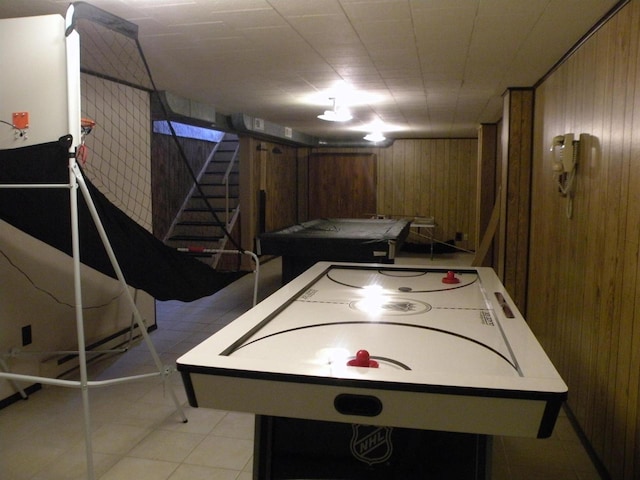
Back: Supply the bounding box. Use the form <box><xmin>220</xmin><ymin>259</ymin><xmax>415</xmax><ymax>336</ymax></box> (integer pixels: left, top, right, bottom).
<box><xmin>0</xmin><ymin>0</ymin><xmax>623</xmax><ymax>142</ymax></box>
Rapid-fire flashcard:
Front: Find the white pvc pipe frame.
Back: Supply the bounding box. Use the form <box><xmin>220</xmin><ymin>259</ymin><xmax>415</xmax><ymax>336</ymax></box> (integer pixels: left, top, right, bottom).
<box><xmin>178</xmin><ymin>247</ymin><xmax>260</xmax><ymax>307</ymax></box>
<box><xmin>0</xmin><ymin>7</ymin><xmax>186</xmax><ymax>479</ymax></box>
<box><xmin>0</xmin><ymin>164</ymin><xmax>189</xmax><ymax>480</ymax></box>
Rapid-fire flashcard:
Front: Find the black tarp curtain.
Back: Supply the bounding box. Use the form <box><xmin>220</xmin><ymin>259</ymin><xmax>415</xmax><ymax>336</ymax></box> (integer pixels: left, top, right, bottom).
<box><xmin>0</xmin><ymin>137</ymin><xmax>245</xmax><ymax>302</ymax></box>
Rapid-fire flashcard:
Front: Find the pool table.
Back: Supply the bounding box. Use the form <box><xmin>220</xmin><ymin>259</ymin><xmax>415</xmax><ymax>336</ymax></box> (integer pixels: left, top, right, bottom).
<box><xmin>256</xmin><ymin>218</ymin><xmax>411</xmax><ymax>283</ymax></box>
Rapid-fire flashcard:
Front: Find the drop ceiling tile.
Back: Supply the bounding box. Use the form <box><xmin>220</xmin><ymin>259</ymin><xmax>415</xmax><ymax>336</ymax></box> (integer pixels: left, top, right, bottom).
<box><xmin>273</xmin><ymin>0</ymin><xmax>344</xmax><ymax>17</ymax></box>
<box><xmin>342</xmin><ymin>0</ymin><xmax>411</xmax><ymax>21</ymax></box>
<box><xmin>0</xmin><ymin>0</ymin><xmax>621</xmax><ymax>139</ymax></box>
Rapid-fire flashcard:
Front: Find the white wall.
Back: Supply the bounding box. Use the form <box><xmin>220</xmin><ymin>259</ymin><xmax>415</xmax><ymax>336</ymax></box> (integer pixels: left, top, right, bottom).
<box><xmin>0</xmin><ymin>221</ymin><xmax>156</xmax><ymax>401</ymax></box>
<box><xmin>0</xmin><ymin>15</ymin><xmax>72</xmax><ymax>148</ymax></box>
<box><xmin>0</xmin><ymin>13</ymin><xmax>156</xmax><ymax>403</ymax></box>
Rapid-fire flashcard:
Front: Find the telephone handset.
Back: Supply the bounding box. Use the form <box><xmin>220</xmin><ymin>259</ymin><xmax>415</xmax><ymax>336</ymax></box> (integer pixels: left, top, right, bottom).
<box><xmin>550</xmin><ymin>133</ymin><xmax>580</xmax><ymax>218</ymax></box>
<box><xmin>550</xmin><ymin>133</ymin><xmax>577</xmax><ymax>174</ymax></box>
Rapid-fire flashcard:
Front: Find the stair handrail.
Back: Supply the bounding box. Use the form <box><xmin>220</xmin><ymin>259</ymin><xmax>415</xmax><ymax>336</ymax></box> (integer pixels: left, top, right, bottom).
<box><xmin>222</xmin><ymin>142</ymin><xmax>239</xmax><ymax>226</ymax></box>
<box><xmin>162</xmin><ymin>141</ymin><xmax>221</xmax><ymax>243</ymax></box>
<box><xmin>211</xmin><ymin>206</ymin><xmax>241</xmax><ymax>269</ymax></box>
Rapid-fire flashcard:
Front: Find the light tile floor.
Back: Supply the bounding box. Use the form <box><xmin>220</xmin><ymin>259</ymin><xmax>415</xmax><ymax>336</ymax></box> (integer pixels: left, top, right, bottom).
<box><xmin>0</xmin><ymin>252</ymin><xmax>603</xmax><ymax>479</ymax></box>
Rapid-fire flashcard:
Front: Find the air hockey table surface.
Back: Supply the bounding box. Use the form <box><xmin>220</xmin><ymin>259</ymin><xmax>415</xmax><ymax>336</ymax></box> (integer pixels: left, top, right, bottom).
<box><xmin>177</xmin><ymin>262</ymin><xmax>567</xmax><ymax>439</ymax></box>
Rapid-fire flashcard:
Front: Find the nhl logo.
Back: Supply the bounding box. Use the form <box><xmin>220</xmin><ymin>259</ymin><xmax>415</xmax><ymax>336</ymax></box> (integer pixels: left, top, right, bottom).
<box><xmin>349</xmin><ymin>424</ymin><xmax>393</xmax><ymax>465</ymax></box>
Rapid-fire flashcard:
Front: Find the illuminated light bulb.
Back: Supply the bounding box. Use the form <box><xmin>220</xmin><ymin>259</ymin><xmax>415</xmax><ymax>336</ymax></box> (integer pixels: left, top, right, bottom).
<box><xmin>317</xmin><ymin>98</ymin><xmax>352</xmax><ymax>122</ymax></box>
<box><xmin>364</xmin><ymin>131</ymin><xmax>386</xmax><ymax>142</ymax></box>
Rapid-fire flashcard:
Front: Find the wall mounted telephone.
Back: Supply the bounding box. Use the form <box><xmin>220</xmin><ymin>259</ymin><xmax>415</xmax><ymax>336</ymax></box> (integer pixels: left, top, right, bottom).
<box><xmin>550</xmin><ymin>133</ymin><xmax>577</xmax><ymax>174</ymax></box>
<box><xmin>550</xmin><ymin>133</ymin><xmax>580</xmax><ymax>219</ymax></box>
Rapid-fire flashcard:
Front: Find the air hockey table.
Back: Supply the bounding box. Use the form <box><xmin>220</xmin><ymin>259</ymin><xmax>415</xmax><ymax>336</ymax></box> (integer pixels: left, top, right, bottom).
<box><xmin>256</xmin><ymin>218</ymin><xmax>411</xmax><ymax>283</ymax></box>
<box><xmin>177</xmin><ymin>262</ymin><xmax>567</xmax><ymax>479</ymax></box>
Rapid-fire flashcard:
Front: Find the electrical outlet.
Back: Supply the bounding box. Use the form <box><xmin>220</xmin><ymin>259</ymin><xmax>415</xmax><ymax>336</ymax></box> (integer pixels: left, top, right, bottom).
<box><xmin>21</xmin><ymin>325</ymin><xmax>32</xmax><ymax>346</ymax></box>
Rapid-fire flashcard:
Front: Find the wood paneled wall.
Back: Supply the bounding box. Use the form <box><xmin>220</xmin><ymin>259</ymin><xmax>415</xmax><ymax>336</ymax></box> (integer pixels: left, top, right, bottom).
<box><xmin>239</xmin><ymin>137</ymin><xmax>298</xmax><ymax>258</ymax></box>
<box><xmin>307</xmin><ymin>153</ymin><xmax>377</xmax><ymax>218</ymax></box>
<box><xmin>376</xmin><ymin>139</ymin><xmax>478</xmax><ymax>251</ymax></box>
<box><xmin>501</xmin><ymin>89</ymin><xmax>534</xmax><ymax>311</ymax></box>
<box><xmin>306</xmin><ymin>140</ymin><xmax>477</xmax><ymax>250</ymax></box>
<box><xmin>263</xmin><ymin>145</ymin><xmax>298</xmax><ymax>232</ymax></box>
<box><xmin>529</xmin><ymin>1</ymin><xmax>640</xmax><ymax>478</ymax></box>
<box><xmin>476</xmin><ymin>123</ymin><xmax>498</xmax><ymax>267</ymax></box>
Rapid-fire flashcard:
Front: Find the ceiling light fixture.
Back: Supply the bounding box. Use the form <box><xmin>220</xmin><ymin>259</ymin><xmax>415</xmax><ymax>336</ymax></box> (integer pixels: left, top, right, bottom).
<box><xmin>317</xmin><ymin>98</ymin><xmax>352</xmax><ymax>122</ymax></box>
<box><xmin>364</xmin><ymin>131</ymin><xmax>386</xmax><ymax>142</ymax></box>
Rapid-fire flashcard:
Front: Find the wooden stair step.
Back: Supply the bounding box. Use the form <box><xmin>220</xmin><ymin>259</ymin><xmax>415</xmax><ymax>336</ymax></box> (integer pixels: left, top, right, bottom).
<box><xmin>183</xmin><ymin>206</ymin><xmax>226</xmax><ymax>212</ymax></box>
<box><xmin>168</xmin><ymin>234</ymin><xmax>223</xmax><ymax>242</ymax></box>
<box><xmin>177</xmin><ymin>220</ymin><xmax>225</xmax><ymax>227</ymax></box>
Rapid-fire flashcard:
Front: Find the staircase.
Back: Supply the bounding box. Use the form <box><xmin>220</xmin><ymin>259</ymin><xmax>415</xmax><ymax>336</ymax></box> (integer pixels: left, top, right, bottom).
<box><xmin>164</xmin><ymin>133</ymin><xmax>240</xmax><ymax>268</ymax></box>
